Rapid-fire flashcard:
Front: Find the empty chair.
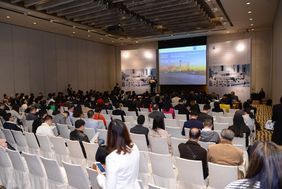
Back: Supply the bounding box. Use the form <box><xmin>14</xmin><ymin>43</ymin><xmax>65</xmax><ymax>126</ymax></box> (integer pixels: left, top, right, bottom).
<box><xmin>25</xmin><ymin>132</ymin><xmax>40</xmax><ymax>155</ymax></box>
<box><xmin>7</xmin><ymin>148</ymin><xmax>30</xmax><ymax>189</ymax></box>
<box><xmin>208</xmin><ymin>162</ymin><xmax>238</xmax><ymax>189</ymax></box>
<box><xmin>233</xmin><ymin>136</ymin><xmax>247</xmax><ymax>149</ymax></box>
<box><xmin>139</xmin><ymin>151</ymin><xmax>153</xmax><ymax>186</ymax></box>
<box><xmin>164</xmin><ymin>118</ymin><xmax>178</xmax><ymax>127</ymax></box>
<box><xmin>149</xmin><ymin>136</ymin><xmax>170</xmax><ymax>155</ymax></box>
<box><xmin>0</xmin><ymin>148</ymin><xmax>16</xmax><ymax>188</ymax></box>
<box><xmin>84</xmin><ymin>127</ymin><xmax>95</xmax><ymax>141</ymax></box>
<box><xmin>149</xmin><ymin>152</ymin><xmax>176</xmax><ymax>189</ymax></box>
<box><xmin>97</xmin><ymin>129</ymin><xmax>108</xmax><ymax>142</ymax></box>
<box><xmin>111</xmin><ymin>115</ymin><xmax>122</xmax><ymax>120</ymax></box>
<box><xmin>140</xmin><ymin>108</ymin><xmax>149</xmax><ymax>112</ymax></box>
<box><xmin>57</xmin><ymin>124</ymin><xmax>71</xmax><ymax>139</ymax></box>
<box><xmin>171</xmin><ymin>137</ymin><xmax>187</xmax><ymax>157</ymax></box>
<box><xmin>36</xmin><ymin>134</ymin><xmax>56</xmax><ymax>159</ymax></box>
<box><xmin>219</xmin><ymin>116</ymin><xmax>233</xmax><ymax>125</ymax></box>
<box><xmin>86</xmin><ymin>167</ymin><xmax>101</xmax><ymax>189</ymax></box>
<box><xmin>166</xmin><ymin>127</ymin><xmax>183</xmax><ymax>138</ymax></box>
<box><xmin>40</xmin><ymin>156</ymin><xmax>67</xmax><ymax>189</ymax></box>
<box><xmin>82</xmin><ymin>142</ymin><xmax>99</xmax><ymax>166</ymax></box>
<box><xmin>66</xmin><ymin>139</ymin><xmax>87</xmax><ymax>166</ymax></box>
<box><xmin>22</xmin><ymin>152</ymin><xmax>48</xmax><ymax>189</ymax></box>
<box><xmin>63</xmin><ymin>161</ymin><xmax>90</xmax><ymax>189</ymax></box>
<box><xmin>214</xmin><ymin>122</ymin><xmax>229</xmax><ymax>130</ymax></box>
<box><xmin>11</xmin><ymin>130</ymin><xmax>29</xmax><ymax>152</ymax></box>
<box><xmin>0</xmin><ymin>128</ymin><xmax>6</xmax><ymax>139</ymax></box>
<box><xmin>177</xmin><ymin>120</ymin><xmax>186</xmax><ymax>128</ymax></box>
<box><xmin>175</xmin><ymin>157</ymin><xmax>206</xmax><ymax>189</ymax></box>
<box><xmin>175</xmin><ymin>114</ymin><xmax>187</xmax><ymax>121</ymax></box>
<box><xmin>49</xmin><ymin>136</ymin><xmax>71</xmax><ymax>166</ymax></box>
<box><xmin>124</xmin><ymin>115</ymin><xmax>137</xmax><ymax>123</ymax></box>
<box><xmin>130</xmin><ymin>133</ymin><xmax>149</xmax><ymax>151</ymax></box>
<box><xmin>2</xmin><ymin>128</ymin><xmax>17</xmax><ymax>150</ymax></box>
<box><xmin>148</xmin><ymin>184</ymin><xmax>166</xmax><ymax>189</ymax></box>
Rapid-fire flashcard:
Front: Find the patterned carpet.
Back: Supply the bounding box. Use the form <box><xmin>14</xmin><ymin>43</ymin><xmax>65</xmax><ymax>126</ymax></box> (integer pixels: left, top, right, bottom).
<box><xmin>253</xmin><ymin>104</ymin><xmax>273</xmax><ymax>142</ymax></box>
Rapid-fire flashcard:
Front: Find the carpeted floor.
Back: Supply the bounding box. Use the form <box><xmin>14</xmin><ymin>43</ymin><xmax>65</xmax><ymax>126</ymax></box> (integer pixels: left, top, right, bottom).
<box><xmin>253</xmin><ymin>104</ymin><xmax>273</xmax><ymax>142</ymax></box>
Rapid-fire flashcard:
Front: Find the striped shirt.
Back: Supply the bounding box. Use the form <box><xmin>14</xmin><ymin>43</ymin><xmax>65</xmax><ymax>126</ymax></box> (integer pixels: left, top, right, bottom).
<box><xmin>225</xmin><ymin>179</ymin><xmax>260</xmax><ymax>189</ymax></box>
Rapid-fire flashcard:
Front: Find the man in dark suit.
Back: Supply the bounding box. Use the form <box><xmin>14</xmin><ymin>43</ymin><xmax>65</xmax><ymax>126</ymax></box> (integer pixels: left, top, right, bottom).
<box><xmin>178</xmin><ymin>128</ymin><xmax>208</xmax><ymax>179</ymax></box>
<box><xmin>198</xmin><ymin>104</ymin><xmax>213</xmax><ymax>125</ymax></box>
<box><xmin>112</xmin><ymin>103</ymin><xmax>126</xmax><ymax>122</ymax></box>
<box><xmin>182</xmin><ymin>111</ymin><xmax>203</xmax><ymax>136</ymax></box>
<box><xmin>3</xmin><ymin>113</ymin><xmax>23</xmax><ymax>132</ymax></box>
<box><xmin>174</xmin><ymin>99</ymin><xmax>190</xmax><ymax>120</ymax></box>
<box><xmin>70</xmin><ymin>119</ymin><xmax>90</xmax><ymax>158</ymax></box>
<box><xmin>130</xmin><ymin>115</ymin><xmax>149</xmax><ymax>145</ymax></box>
<box><xmin>272</xmin><ymin>96</ymin><xmax>282</xmax><ymax>145</ymax></box>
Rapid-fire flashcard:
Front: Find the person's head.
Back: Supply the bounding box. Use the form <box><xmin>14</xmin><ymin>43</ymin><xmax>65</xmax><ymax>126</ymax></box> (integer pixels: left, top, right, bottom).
<box><xmin>95</xmin><ymin>107</ymin><xmax>101</xmax><ymax>113</ymax></box>
<box><xmin>214</xmin><ymin>101</ymin><xmax>220</xmax><ymax>109</ymax></box>
<box><xmin>203</xmin><ymin>118</ymin><xmax>213</xmax><ymax>129</ymax></box>
<box><xmin>75</xmin><ymin>119</ymin><xmax>85</xmax><ymax>130</ymax></box>
<box><xmin>4</xmin><ymin>113</ymin><xmax>14</xmax><ymax>122</ymax></box>
<box><xmin>73</xmin><ymin>106</ymin><xmax>83</xmax><ymax>118</ymax></box>
<box><xmin>220</xmin><ymin>129</ymin><xmax>235</xmax><ymax>142</ymax></box>
<box><xmin>152</xmin><ymin>104</ymin><xmax>159</xmax><ymax>111</ymax></box>
<box><xmin>95</xmin><ymin>145</ymin><xmax>109</xmax><ymax>165</ymax></box>
<box><xmin>0</xmin><ymin>139</ymin><xmax>7</xmax><ymax>149</ymax></box>
<box><xmin>30</xmin><ymin>106</ymin><xmax>37</xmax><ymax>113</ymax></box>
<box><xmin>163</xmin><ymin>103</ymin><xmax>170</xmax><ymax>112</ymax></box>
<box><xmin>243</xmin><ymin>101</ymin><xmax>251</xmax><ymax>111</ymax></box>
<box><xmin>68</xmin><ymin>104</ymin><xmax>74</xmax><ymax>112</ymax></box>
<box><xmin>87</xmin><ymin>110</ymin><xmax>94</xmax><ymax>118</ymax></box>
<box><xmin>152</xmin><ymin>116</ymin><xmax>165</xmax><ymax>131</ymax></box>
<box><xmin>44</xmin><ymin>115</ymin><xmax>53</xmax><ymax>126</ymax></box>
<box><xmin>38</xmin><ymin>109</ymin><xmax>48</xmax><ymax>118</ymax></box>
<box><xmin>246</xmin><ymin>141</ymin><xmax>282</xmax><ymax>188</ymax></box>
<box><xmin>189</xmin><ymin>128</ymin><xmax>201</xmax><ymax>141</ymax></box>
<box><xmin>107</xmin><ymin>119</ymin><xmax>133</xmax><ymax>154</ymax></box>
<box><xmin>190</xmin><ymin>110</ymin><xmax>198</xmax><ymax>119</ymax></box>
<box><xmin>137</xmin><ymin>115</ymin><xmax>145</xmax><ymax>125</ymax></box>
<box><xmin>203</xmin><ymin>104</ymin><xmax>211</xmax><ymax>112</ymax></box>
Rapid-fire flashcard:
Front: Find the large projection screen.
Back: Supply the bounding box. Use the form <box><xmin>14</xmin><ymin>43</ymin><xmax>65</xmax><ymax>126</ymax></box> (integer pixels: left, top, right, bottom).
<box><xmin>159</xmin><ymin>45</ymin><xmax>207</xmax><ymax>85</ymax></box>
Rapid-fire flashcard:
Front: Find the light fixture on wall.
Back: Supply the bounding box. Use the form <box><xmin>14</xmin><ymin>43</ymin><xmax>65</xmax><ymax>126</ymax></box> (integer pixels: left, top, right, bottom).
<box><xmin>144</xmin><ymin>51</ymin><xmax>153</xmax><ymax>59</ymax></box>
<box><xmin>122</xmin><ymin>51</ymin><xmax>130</xmax><ymax>59</ymax></box>
<box><xmin>6</xmin><ymin>15</ymin><xmax>11</xmax><ymax>19</ymax></box>
<box><xmin>236</xmin><ymin>43</ymin><xmax>246</xmax><ymax>52</ymax></box>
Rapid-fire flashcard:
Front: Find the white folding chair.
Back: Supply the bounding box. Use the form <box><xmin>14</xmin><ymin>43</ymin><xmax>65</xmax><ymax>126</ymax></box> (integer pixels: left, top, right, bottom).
<box><xmin>139</xmin><ymin>151</ymin><xmax>153</xmax><ymax>186</ymax></box>
<box><xmin>24</xmin><ymin>132</ymin><xmax>40</xmax><ymax>155</ymax></box>
<box><xmin>164</xmin><ymin>118</ymin><xmax>178</xmax><ymax>127</ymax></box>
<box><xmin>130</xmin><ymin>133</ymin><xmax>149</xmax><ymax>151</ymax></box>
<box><xmin>2</xmin><ymin>128</ymin><xmax>17</xmax><ymax>150</ymax></box>
<box><xmin>213</xmin><ymin>122</ymin><xmax>229</xmax><ymax>130</ymax></box>
<box><xmin>11</xmin><ymin>130</ymin><xmax>29</xmax><ymax>152</ymax></box>
<box><xmin>149</xmin><ymin>136</ymin><xmax>170</xmax><ymax>155</ymax></box>
<box><xmin>208</xmin><ymin>162</ymin><xmax>238</xmax><ymax>189</ymax></box>
<box><xmin>86</xmin><ymin>167</ymin><xmax>101</xmax><ymax>189</ymax></box>
<box><xmin>164</xmin><ymin>113</ymin><xmax>173</xmax><ymax>119</ymax></box>
<box><xmin>97</xmin><ymin>129</ymin><xmax>108</xmax><ymax>142</ymax></box>
<box><xmin>175</xmin><ymin>114</ymin><xmax>187</xmax><ymax>121</ymax></box>
<box><xmin>127</xmin><ymin>111</ymin><xmax>138</xmax><ymax>116</ymax></box>
<box><xmin>166</xmin><ymin>127</ymin><xmax>184</xmax><ymax>138</ymax></box>
<box><xmin>101</xmin><ymin>113</ymin><xmax>111</xmax><ymax>120</ymax></box>
<box><xmin>149</xmin><ymin>152</ymin><xmax>176</xmax><ymax>189</ymax></box>
<box><xmin>0</xmin><ymin>128</ymin><xmax>6</xmax><ymax>139</ymax></box>
<box><xmin>82</xmin><ymin>142</ymin><xmax>99</xmax><ymax>166</ymax></box>
<box><xmin>148</xmin><ymin>184</ymin><xmax>166</xmax><ymax>189</ymax></box>
<box><xmin>184</xmin><ymin>128</ymin><xmax>190</xmax><ymax>136</ymax></box>
<box><xmin>140</xmin><ymin>108</ymin><xmax>149</xmax><ymax>112</ymax></box>
<box><xmin>171</xmin><ymin>137</ymin><xmax>187</xmax><ymax>157</ymax></box>
<box><xmin>177</xmin><ymin>120</ymin><xmax>186</xmax><ymax>128</ymax></box>
<box><xmin>198</xmin><ymin>141</ymin><xmax>215</xmax><ymax>151</ymax></box>
<box><xmin>84</xmin><ymin>127</ymin><xmax>95</xmax><ymax>140</ymax></box>
<box><xmin>7</xmin><ymin>148</ymin><xmax>30</xmax><ymax>189</ymax></box>
<box><xmin>233</xmin><ymin>137</ymin><xmax>246</xmax><ymax>149</ymax></box>
<box><xmin>36</xmin><ymin>134</ymin><xmax>56</xmax><ymax>159</ymax></box>
<box><xmin>111</xmin><ymin>115</ymin><xmax>122</xmax><ymax>120</ymax></box>
<box><xmin>124</xmin><ymin>115</ymin><xmax>137</xmax><ymax>123</ymax></box>
<box><xmin>49</xmin><ymin>136</ymin><xmax>71</xmax><ymax>166</ymax></box>
<box><xmin>0</xmin><ymin>148</ymin><xmax>16</xmax><ymax>188</ymax></box>
<box><xmin>63</xmin><ymin>161</ymin><xmax>91</xmax><ymax>189</ymax></box>
<box><xmin>24</xmin><ymin>120</ymin><xmax>34</xmax><ymax>132</ymax></box>
<box><xmin>57</xmin><ymin>124</ymin><xmax>71</xmax><ymax>139</ymax></box>
<box><xmin>22</xmin><ymin>152</ymin><xmax>48</xmax><ymax>189</ymax></box>
<box><xmin>40</xmin><ymin>156</ymin><xmax>68</xmax><ymax>189</ymax></box>
<box><xmin>66</xmin><ymin>140</ymin><xmax>87</xmax><ymax>166</ymax></box>
<box><xmin>175</xmin><ymin>157</ymin><xmax>206</xmax><ymax>189</ymax></box>
<box><xmin>219</xmin><ymin>116</ymin><xmax>233</xmax><ymax>125</ymax></box>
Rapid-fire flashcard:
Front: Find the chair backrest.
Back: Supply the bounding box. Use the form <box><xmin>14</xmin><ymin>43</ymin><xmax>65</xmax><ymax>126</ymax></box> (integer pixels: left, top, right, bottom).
<box><xmin>140</xmin><ymin>108</ymin><xmax>149</xmax><ymax>112</ymax></box>
<box><xmin>208</xmin><ymin>162</ymin><xmax>238</xmax><ymax>189</ymax></box>
<box><xmin>2</xmin><ymin>128</ymin><xmax>17</xmax><ymax>149</ymax></box>
<box><xmin>148</xmin><ymin>184</ymin><xmax>165</xmax><ymax>189</ymax></box>
<box><xmin>40</xmin><ymin>156</ymin><xmax>66</xmax><ymax>184</ymax></box>
<box><xmin>82</xmin><ymin>142</ymin><xmax>99</xmax><ymax>164</ymax></box>
<box><xmin>0</xmin><ymin>147</ymin><xmax>12</xmax><ymax>168</ymax></box>
<box><xmin>219</xmin><ymin>116</ymin><xmax>233</xmax><ymax>125</ymax></box>
<box><xmin>198</xmin><ymin>141</ymin><xmax>215</xmax><ymax>151</ymax></box>
<box><xmin>149</xmin><ymin>136</ymin><xmax>170</xmax><ymax>154</ymax></box>
<box><xmin>139</xmin><ymin>151</ymin><xmax>150</xmax><ymax>174</ymax></box>
<box><xmin>11</xmin><ymin>130</ymin><xmax>29</xmax><ymax>152</ymax></box>
<box><xmin>0</xmin><ymin>147</ymin><xmax>14</xmax><ymax>188</ymax></box>
<box><xmin>126</xmin><ymin>111</ymin><xmax>137</xmax><ymax>116</ymax></box>
<box><xmin>24</xmin><ymin>120</ymin><xmax>34</xmax><ymax>132</ymax></box>
<box><xmin>130</xmin><ymin>133</ymin><xmax>148</xmax><ymax>151</ymax></box>
<box><xmin>6</xmin><ymin>148</ymin><xmax>26</xmax><ymax>171</ymax></box>
<box><xmin>24</xmin><ymin>132</ymin><xmax>40</xmax><ymax>154</ymax></box>
<box><xmin>164</xmin><ymin>118</ymin><xmax>178</xmax><ymax>127</ymax></box>
<box><xmin>124</xmin><ymin>115</ymin><xmax>137</xmax><ymax>123</ymax></box>
<box><xmin>175</xmin><ymin>157</ymin><xmax>206</xmax><ymax>188</ymax></box>
<box><xmin>22</xmin><ymin>152</ymin><xmax>46</xmax><ymax>177</ymax></box>
<box><xmin>175</xmin><ymin>114</ymin><xmax>187</xmax><ymax>121</ymax></box>
<box><xmin>36</xmin><ymin>134</ymin><xmax>53</xmax><ymax>152</ymax></box>
<box><xmin>163</xmin><ymin>113</ymin><xmax>173</xmax><ymax>119</ymax></box>
<box><xmin>63</xmin><ymin>161</ymin><xmax>90</xmax><ymax>189</ymax></box>
<box><xmin>66</xmin><ymin>140</ymin><xmax>85</xmax><ymax>159</ymax></box>
<box><xmin>177</xmin><ymin>120</ymin><xmax>186</xmax><ymax>128</ymax></box>
<box><xmin>214</xmin><ymin>122</ymin><xmax>229</xmax><ymax>130</ymax></box>
<box><xmin>171</xmin><ymin>137</ymin><xmax>187</xmax><ymax>157</ymax></box>
<box><xmin>184</xmin><ymin>128</ymin><xmax>190</xmax><ymax>136</ymax></box>
<box><xmin>233</xmin><ymin>137</ymin><xmax>246</xmax><ymax>148</ymax></box>
<box><xmin>84</xmin><ymin>128</ymin><xmax>95</xmax><ymax>140</ymax></box>
<box><xmin>57</xmin><ymin>124</ymin><xmax>70</xmax><ymax>139</ymax></box>
<box><xmin>97</xmin><ymin>129</ymin><xmax>108</xmax><ymax>142</ymax></box>
<box><xmin>165</xmin><ymin>127</ymin><xmax>183</xmax><ymax>138</ymax></box>
<box><xmin>49</xmin><ymin>136</ymin><xmax>68</xmax><ymax>155</ymax></box>
<box><xmin>0</xmin><ymin>128</ymin><xmax>6</xmax><ymax>139</ymax></box>
<box><xmin>86</xmin><ymin>167</ymin><xmax>101</xmax><ymax>189</ymax></box>
<box><xmin>111</xmin><ymin>115</ymin><xmax>122</xmax><ymax>120</ymax></box>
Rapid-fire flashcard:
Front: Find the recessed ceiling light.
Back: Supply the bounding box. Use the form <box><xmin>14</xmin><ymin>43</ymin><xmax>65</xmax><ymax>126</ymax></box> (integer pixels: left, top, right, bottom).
<box><xmin>248</xmin><ymin>11</ymin><xmax>252</xmax><ymax>14</ymax></box>
<box><xmin>50</xmin><ymin>19</ymin><xmax>54</xmax><ymax>23</ymax></box>
<box><xmin>88</xmin><ymin>35</ymin><xmax>91</xmax><ymax>37</ymax></box>
<box><xmin>72</xmin><ymin>31</ymin><xmax>76</xmax><ymax>34</ymax></box>
<box><xmin>72</xmin><ymin>26</ymin><xmax>76</xmax><ymax>29</ymax></box>
<box><xmin>33</xmin><ymin>22</ymin><xmax>37</xmax><ymax>25</ymax></box>
<box><xmin>251</xmin><ymin>28</ymin><xmax>255</xmax><ymax>31</ymax></box>
<box><xmin>87</xmin><ymin>30</ymin><xmax>91</xmax><ymax>33</ymax></box>
<box><xmin>6</xmin><ymin>15</ymin><xmax>10</xmax><ymax>19</ymax></box>
<box><xmin>100</xmin><ymin>38</ymin><xmax>103</xmax><ymax>40</ymax></box>
<box><xmin>250</xmin><ymin>23</ymin><xmax>254</xmax><ymax>26</ymax></box>
<box><xmin>249</xmin><ymin>18</ymin><xmax>253</xmax><ymax>21</ymax></box>
<box><xmin>135</xmin><ymin>41</ymin><xmax>139</xmax><ymax>43</ymax></box>
<box><xmin>246</xmin><ymin>2</ymin><xmax>251</xmax><ymax>5</ymax></box>
<box><xmin>112</xmin><ymin>40</ymin><xmax>115</xmax><ymax>43</ymax></box>
<box><xmin>226</xmin><ymin>31</ymin><xmax>230</xmax><ymax>34</ymax></box>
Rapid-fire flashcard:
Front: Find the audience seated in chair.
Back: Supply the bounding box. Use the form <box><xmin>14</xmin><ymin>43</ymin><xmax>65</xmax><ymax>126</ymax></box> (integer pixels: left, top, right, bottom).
<box><xmin>32</xmin><ymin>109</ymin><xmax>47</xmax><ymax>133</ymax></box>
<box><xmin>36</xmin><ymin>115</ymin><xmax>56</xmax><ymax>137</ymax></box>
<box><xmin>198</xmin><ymin>104</ymin><xmax>213</xmax><ymax>124</ymax></box>
<box><xmin>112</xmin><ymin>103</ymin><xmax>126</xmax><ymax>122</ymax></box>
<box><xmin>53</xmin><ymin>110</ymin><xmax>69</xmax><ymax>125</ymax></box>
<box><xmin>3</xmin><ymin>113</ymin><xmax>23</xmax><ymax>132</ymax></box>
<box><xmin>182</xmin><ymin>111</ymin><xmax>203</xmax><ymax>136</ymax></box>
<box><xmin>200</xmin><ymin>119</ymin><xmax>220</xmax><ymax>144</ymax></box>
<box><xmin>149</xmin><ymin>104</ymin><xmax>166</xmax><ymax>120</ymax></box>
<box><xmin>85</xmin><ymin>109</ymin><xmax>102</xmax><ymax>133</ymax></box>
<box><xmin>130</xmin><ymin>115</ymin><xmax>149</xmax><ymax>145</ymax></box>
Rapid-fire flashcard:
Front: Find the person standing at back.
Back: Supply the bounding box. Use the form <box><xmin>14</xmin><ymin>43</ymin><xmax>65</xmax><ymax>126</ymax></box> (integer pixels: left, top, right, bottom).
<box><xmin>97</xmin><ymin>119</ymin><xmax>140</xmax><ymax>189</ymax></box>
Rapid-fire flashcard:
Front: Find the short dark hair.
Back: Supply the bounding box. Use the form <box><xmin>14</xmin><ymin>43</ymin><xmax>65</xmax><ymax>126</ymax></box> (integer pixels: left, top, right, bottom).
<box><xmin>137</xmin><ymin>115</ymin><xmax>145</xmax><ymax>125</ymax></box>
<box><xmin>3</xmin><ymin>113</ymin><xmax>12</xmax><ymax>121</ymax></box>
<box><xmin>75</xmin><ymin>119</ymin><xmax>85</xmax><ymax>128</ymax></box>
<box><xmin>87</xmin><ymin>110</ymin><xmax>94</xmax><ymax>118</ymax></box>
<box><xmin>95</xmin><ymin>145</ymin><xmax>109</xmax><ymax>165</ymax></box>
<box><xmin>189</xmin><ymin>128</ymin><xmax>201</xmax><ymax>140</ymax></box>
<box><xmin>203</xmin><ymin>104</ymin><xmax>211</xmax><ymax>110</ymax></box>
<box><xmin>203</xmin><ymin>119</ymin><xmax>213</xmax><ymax>128</ymax></box>
<box><xmin>95</xmin><ymin>107</ymin><xmax>101</xmax><ymax>113</ymax></box>
<box><xmin>190</xmin><ymin>110</ymin><xmax>198</xmax><ymax>116</ymax></box>
<box><xmin>152</xmin><ymin>116</ymin><xmax>165</xmax><ymax>130</ymax></box>
<box><xmin>152</xmin><ymin>104</ymin><xmax>159</xmax><ymax>111</ymax></box>
<box><xmin>44</xmin><ymin>115</ymin><xmax>53</xmax><ymax>122</ymax></box>
<box><xmin>107</xmin><ymin>119</ymin><xmax>133</xmax><ymax>154</ymax></box>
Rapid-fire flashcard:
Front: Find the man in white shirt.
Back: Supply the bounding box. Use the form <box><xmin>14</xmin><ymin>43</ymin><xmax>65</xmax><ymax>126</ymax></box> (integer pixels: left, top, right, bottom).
<box><xmin>36</xmin><ymin>115</ymin><xmax>55</xmax><ymax>137</ymax></box>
